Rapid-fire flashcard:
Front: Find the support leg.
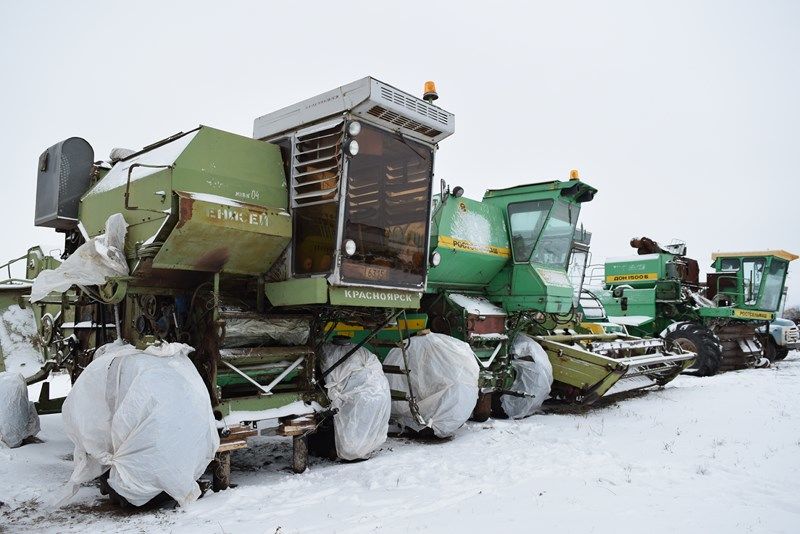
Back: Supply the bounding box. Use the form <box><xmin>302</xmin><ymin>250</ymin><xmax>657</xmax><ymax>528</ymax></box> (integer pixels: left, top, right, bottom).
<box><xmin>292</xmin><ymin>435</ymin><xmax>309</xmax><ymax>474</ymax></box>
<box><xmin>212</xmin><ymin>451</ymin><xmax>231</xmax><ymax>491</ymax></box>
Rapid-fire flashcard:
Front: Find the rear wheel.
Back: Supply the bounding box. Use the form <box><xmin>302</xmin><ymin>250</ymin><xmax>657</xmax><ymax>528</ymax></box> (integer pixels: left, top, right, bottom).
<box><xmin>665</xmin><ymin>323</ymin><xmax>721</xmax><ymax>377</ymax></box>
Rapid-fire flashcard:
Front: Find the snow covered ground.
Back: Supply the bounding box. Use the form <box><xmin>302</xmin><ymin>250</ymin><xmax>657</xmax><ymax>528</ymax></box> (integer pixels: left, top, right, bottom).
<box><xmin>2</xmin><ymin>353</ymin><xmax>800</xmax><ymax>533</ymax></box>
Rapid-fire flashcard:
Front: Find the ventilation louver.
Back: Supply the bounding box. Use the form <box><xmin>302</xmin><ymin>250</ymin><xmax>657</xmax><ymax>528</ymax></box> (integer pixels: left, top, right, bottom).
<box><xmin>291</xmin><ymin>122</ymin><xmax>344</xmax><ymax>208</ymax></box>
<box><xmin>366</xmin><ymin>106</ymin><xmax>443</xmax><ymax>138</ymax></box>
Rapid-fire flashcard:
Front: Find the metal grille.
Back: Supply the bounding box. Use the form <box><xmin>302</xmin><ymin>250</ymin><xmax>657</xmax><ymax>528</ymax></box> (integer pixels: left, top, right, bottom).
<box><xmin>378</xmin><ymin>86</ymin><xmax>450</xmax><ymax>125</ymax></box>
<box><xmin>291</xmin><ymin>122</ymin><xmax>344</xmax><ymax>207</ymax></box>
<box><xmin>59</xmin><ymin>153</ymin><xmax>71</xmax><ymax>197</ymax></box>
<box><xmin>366</xmin><ymin>105</ymin><xmax>443</xmax><ymax>138</ymax></box>
<box><xmin>787</xmin><ymin>328</ymin><xmax>799</xmax><ymax>343</ymax></box>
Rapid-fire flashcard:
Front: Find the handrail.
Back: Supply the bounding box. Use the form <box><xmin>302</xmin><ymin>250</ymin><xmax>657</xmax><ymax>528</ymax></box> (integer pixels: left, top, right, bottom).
<box><xmin>0</xmin><ymin>254</ymin><xmax>30</xmax><ymax>285</ymax></box>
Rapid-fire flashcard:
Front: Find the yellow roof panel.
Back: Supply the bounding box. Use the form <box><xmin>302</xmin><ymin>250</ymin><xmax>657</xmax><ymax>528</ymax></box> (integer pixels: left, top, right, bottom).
<box><xmin>711</xmin><ymin>250</ymin><xmax>799</xmax><ymax>262</ymax></box>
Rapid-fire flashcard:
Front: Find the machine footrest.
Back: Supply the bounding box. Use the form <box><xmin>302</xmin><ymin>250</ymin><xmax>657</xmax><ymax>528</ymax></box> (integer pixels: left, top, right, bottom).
<box><xmin>390</xmin><ymin>389</ymin><xmax>408</xmax><ymax>401</ymax></box>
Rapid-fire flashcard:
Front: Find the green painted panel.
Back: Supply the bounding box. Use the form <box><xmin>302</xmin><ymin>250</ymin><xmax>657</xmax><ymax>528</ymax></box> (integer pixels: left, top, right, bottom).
<box><xmin>604</xmin><ymin>254</ymin><xmax>669</xmax><ymax>287</ymax></box>
<box><xmin>491</xmin><ymin>263</ymin><xmax>574</xmax><ymax>314</ymax></box>
<box><xmin>80</xmin><ymin>169</ymin><xmax>171</xmax><ymax>264</ymax></box>
<box><xmin>152</xmin><ymin>193</ymin><xmax>291</xmax><ymax>274</ymax></box>
<box><xmin>329</xmin><ymin>287</ymin><xmax>421</xmax><ymax>308</ymax></box>
<box><xmin>172</xmin><ymin>126</ymin><xmax>287</xmax><ymax>210</ymax></box>
<box><xmin>266</xmin><ymin>278</ymin><xmax>328</xmax><ymax>306</ymax></box>
<box><xmin>216</xmin><ymin>392</ymin><xmax>310</xmax><ymax>416</ymax></box>
<box><xmin>598</xmin><ymin>287</ymin><xmax>658</xmax><ymax>321</ymax></box>
<box><xmin>428</xmin><ymin>195</ymin><xmax>509</xmax><ymax>288</ymax></box>
<box><xmin>217</xmin><ymin>368</ymin><xmax>300</xmax><ymax>387</ymax></box>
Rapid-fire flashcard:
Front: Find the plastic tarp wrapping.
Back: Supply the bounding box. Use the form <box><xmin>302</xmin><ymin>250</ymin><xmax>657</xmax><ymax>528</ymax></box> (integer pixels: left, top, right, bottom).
<box><xmin>30</xmin><ymin>213</ymin><xmax>129</xmax><ymax>303</ymax></box>
<box><xmin>321</xmin><ymin>343</ymin><xmax>390</xmax><ymax>460</ymax></box>
<box><xmin>0</xmin><ymin>372</ymin><xmax>40</xmax><ymax>448</ymax></box>
<box><xmin>60</xmin><ymin>342</ymin><xmax>219</xmax><ymax>507</ymax></box>
<box><xmin>500</xmin><ymin>334</ymin><xmax>553</xmax><ymax>419</ymax></box>
<box><xmin>222</xmin><ymin>316</ymin><xmax>310</xmax><ymax>347</ymax></box>
<box><xmin>385</xmin><ymin>333</ymin><xmax>479</xmax><ymax>438</ymax></box>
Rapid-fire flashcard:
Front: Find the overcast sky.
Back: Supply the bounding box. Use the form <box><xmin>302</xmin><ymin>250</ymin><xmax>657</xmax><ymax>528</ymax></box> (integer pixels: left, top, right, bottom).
<box><xmin>1</xmin><ymin>1</ymin><xmax>798</xmax><ymax>306</ymax></box>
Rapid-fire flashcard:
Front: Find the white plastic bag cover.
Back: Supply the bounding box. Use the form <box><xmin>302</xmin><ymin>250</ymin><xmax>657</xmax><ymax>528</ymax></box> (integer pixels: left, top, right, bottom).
<box><xmin>384</xmin><ymin>333</ymin><xmax>479</xmax><ymax>438</ymax></box>
<box><xmin>223</xmin><ymin>316</ymin><xmax>311</xmax><ymax>347</ymax></box>
<box><xmin>30</xmin><ymin>214</ymin><xmax>129</xmax><ymax>303</ymax></box>
<box><xmin>500</xmin><ymin>334</ymin><xmax>553</xmax><ymax>419</ymax></box>
<box><xmin>60</xmin><ymin>342</ymin><xmax>219</xmax><ymax>507</ymax></box>
<box><xmin>0</xmin><ymin>372</ymin><xmax>40</xmax><ymax>448</ymax></box>
<box><xmin>321</xmin><ymin>343</ymin><xmax>390</xmax><ymax>460</ymax></box>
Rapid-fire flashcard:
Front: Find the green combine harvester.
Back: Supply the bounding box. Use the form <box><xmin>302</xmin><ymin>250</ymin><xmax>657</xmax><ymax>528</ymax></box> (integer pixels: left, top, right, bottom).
<box><xmin>0</xmin><ymin>77</ymin><xmax>462</xmax><ymax>488</ymax></box>
<box><xmin>347</xmin><ymin>172</ymin><xmax>695</xmax><ymax>409</ymax></box>
<box><xmin>0</xmin><ymin>247</ymin><xmax>62</xmax><ymax>378</ymax></box>
<box><xmin>594</xmin><ymin>237</ymin><xmax>797</xmax><ymax>374</ymax></box>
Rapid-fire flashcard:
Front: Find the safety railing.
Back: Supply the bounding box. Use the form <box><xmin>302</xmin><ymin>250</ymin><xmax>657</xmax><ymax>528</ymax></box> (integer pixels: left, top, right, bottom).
<box><xmin>0</xmin><ymin>254</ymin><xmax>31</xmax><ymax>286</ymax></box>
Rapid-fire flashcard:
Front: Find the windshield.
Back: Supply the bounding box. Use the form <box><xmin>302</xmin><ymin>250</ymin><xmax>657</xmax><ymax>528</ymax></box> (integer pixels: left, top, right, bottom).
<box><xmin>758</xmin><ymin>259</ymin><xmax>787</xmax><ymax>311</ymax></box>
<box><xmin>340</xmin><ymin>124</ymin><xmax>433</xmax><ymax>288</ymax></box>
<box><xmin>508</xmin><ymin>199</ymin><xmax>579</xmax><ymax>268</ymax></box>
<box><xmin>532</xmin><ymin>201</ymin><xmax>579</xmax><ymax>268</ymax></box>
<box><xmin>508</xmin><ymin>200</ymin><xmax>552</xmax><ymax>261</ymax></box>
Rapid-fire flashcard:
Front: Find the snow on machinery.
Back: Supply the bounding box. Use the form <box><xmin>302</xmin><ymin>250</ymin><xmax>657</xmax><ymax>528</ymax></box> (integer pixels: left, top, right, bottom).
<box><xmin>596</xmin><ymin>237</ymin><xmax>798</xmax><ymax>374</ymax></box>
<box><xmin>11</xmin><ymin>77</ymin><xmax>459</xmax><ymax>496</ymax></box>
<box><xmin>0</xmin><ymin>248</ymin><xmax>63</xmax><ymax>384</ymax></box>
<box><xmin>349</xmin><ymin>172</ymin><xmax>695</xmax><ymax>409</ymax></box>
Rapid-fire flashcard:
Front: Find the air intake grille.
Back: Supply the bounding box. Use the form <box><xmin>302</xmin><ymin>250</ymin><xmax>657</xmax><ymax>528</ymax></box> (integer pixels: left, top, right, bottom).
<box><xmin>378</xmin><ymin>86</ymin><xmax>450</xmax><ymax>125</ymax></box>
<box><xmin>366</xmin><ymin>106</ymin><xmax>443</xmax><ymax>138</ymax></box>
<box><xmin>291</xmin><ymin>122</ymin><xmax>344</xmax><ymax>207</ymax></box>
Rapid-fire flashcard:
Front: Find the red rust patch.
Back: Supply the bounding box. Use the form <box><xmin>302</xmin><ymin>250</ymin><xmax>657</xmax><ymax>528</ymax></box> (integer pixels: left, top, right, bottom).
<box><xmin>176</xmin><ymin>197</ymin><xmax>194</xmax><ymax>229</ymax></box>
<box><xmin>195</xmin><ymin>247</ymin><xmax>230</xmax><ymax>272</ymax></box>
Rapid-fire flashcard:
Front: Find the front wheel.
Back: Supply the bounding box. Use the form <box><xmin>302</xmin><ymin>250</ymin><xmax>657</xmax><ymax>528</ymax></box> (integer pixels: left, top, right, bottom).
<box><xmin>665</xmin><ymin>323</ymin><xmax>721</xmax><ymax>377</ymax></box>
<box><xmin>764</xmin><ymin>336</ymin><xmax>790</xmax><ymax>362</ymax></box>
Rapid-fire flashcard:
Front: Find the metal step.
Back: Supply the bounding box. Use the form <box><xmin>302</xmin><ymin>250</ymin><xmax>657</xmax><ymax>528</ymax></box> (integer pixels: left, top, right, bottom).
<box><xmin>382</xmin><ymin>364</ymin><xmax>408</xmax><ymax>375</ymax></box>
<box><xmin>390</xmin><ymin>389</ymin><xmax>409</xmax><ymax>401</ymax></box>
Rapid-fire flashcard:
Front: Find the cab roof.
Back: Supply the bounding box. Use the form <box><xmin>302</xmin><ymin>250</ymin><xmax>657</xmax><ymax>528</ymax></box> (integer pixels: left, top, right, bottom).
<box><xmin>711</xmin><ymin>250</ymin><xmax>799</xmax><ymax>262</ymax></box>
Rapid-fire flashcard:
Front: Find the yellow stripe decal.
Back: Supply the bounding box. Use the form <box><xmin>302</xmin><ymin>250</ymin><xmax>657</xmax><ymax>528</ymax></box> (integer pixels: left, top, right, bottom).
<box><xmin>328</xmin><ymin>318</ymin><xmax>427</xmax><ymax>332</ymax></box>
<box><xmin>732</xmin><ymin>308</ymin><xmax>774</xmax><ymax>320</ymax></box>
<box><xmin>438</xmin><ymin>235</ymin><xmax>510</xmax><ymax>257</ymax></box>
<box><xmin>605</xmin><ymin>272</ymin><xmax>658</xmax><ymax>283</ymax></box>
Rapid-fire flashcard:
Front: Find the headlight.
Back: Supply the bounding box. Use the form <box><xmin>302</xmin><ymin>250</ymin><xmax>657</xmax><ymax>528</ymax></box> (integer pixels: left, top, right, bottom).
<box><xmin>344</xmin><ymin>239</ymin><xmax>357</xmax><ymax>256</ymax></box>
<box><xmin>345</xmin><ymin>139</ymin><xmax>359</xmax><ymax>156</ymax></box>
<box><xmin>430</xmin><ymin>251</ymin><xmax>441</xmax><ymax>267</ymax></box>
<box><xmin>347</xmin><ymin>121</ymin><xmax>362</xmax><ymax>136</ymax></box>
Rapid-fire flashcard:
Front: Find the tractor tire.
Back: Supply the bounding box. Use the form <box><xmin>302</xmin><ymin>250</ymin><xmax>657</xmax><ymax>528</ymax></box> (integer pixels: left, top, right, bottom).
<box><xmin>763</xmin><ymin>337</ymin><xmax>790</xmax><ymax>362</ymax></box>
<box><xmin>665</xmin><ymin>323</ymin><xmax>721</xmax><ymax>377</ymax></box>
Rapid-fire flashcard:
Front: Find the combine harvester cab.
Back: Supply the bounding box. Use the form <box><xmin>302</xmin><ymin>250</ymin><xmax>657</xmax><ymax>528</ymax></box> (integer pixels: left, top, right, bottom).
<box><xmin>703</xmin><ymin>251</ymin><xmax>797</xmax><ymax>369</ymax></box>
<box><xmin>475</xmin><ymin>176</ymin><xmax>694</xmax><ymax>404</ymax></box>
<box><xmin>16</xmin><ymin>77</ymin><xmax>455</xmax><ymax>498</ymax></box>
<box><xmin>597</xmin><ymin>238</ymin><xmax>797</xmax><ymax>374</ymax></box>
